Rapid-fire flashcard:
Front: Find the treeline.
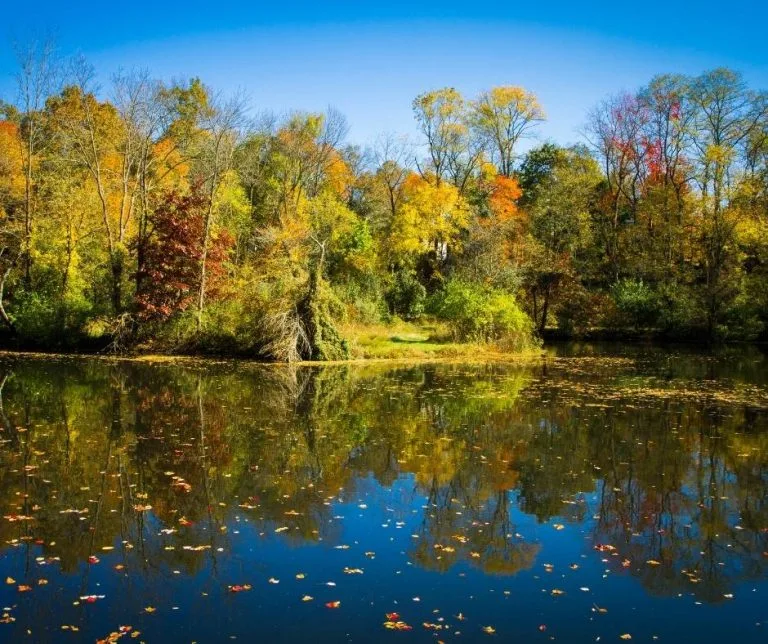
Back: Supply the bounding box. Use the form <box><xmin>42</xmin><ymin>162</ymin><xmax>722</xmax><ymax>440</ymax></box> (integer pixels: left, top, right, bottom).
<box><xmin>0</xmin><ymin>44</ymin><xmax>767</xmax><ymax>358</ymax></box>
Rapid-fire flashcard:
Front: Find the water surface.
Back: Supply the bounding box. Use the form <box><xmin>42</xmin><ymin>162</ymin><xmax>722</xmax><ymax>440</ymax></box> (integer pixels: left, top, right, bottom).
<box><xmin>0</xmin><ymin>345</ymin><xmax>767</xmax><ymax>642</ymax></box>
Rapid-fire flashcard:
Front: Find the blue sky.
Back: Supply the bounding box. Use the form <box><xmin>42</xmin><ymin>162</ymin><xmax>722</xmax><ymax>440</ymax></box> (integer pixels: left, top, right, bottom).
<box><xmin>1</xmin><ymin>1</ymin><xmax>767</xmax><ymax>146</ymax></box>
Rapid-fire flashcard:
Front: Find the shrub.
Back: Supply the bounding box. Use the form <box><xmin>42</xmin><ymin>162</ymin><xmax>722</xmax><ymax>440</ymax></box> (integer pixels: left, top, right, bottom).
<box><xmin>611</xmin><ymin>279</ymin><xmax>659</xmax><ymax>328</ymax></box>
<box><xmin>436</xmin><ymin>280</ymin><xmax>534</xmax><ymax>350</ymax></box>
<box><xmin>385</xmin><ymin>269</ymin><xmax>426</xmax><ymax>319</ymax></box>
<box><xmin>654</xmin><ymin>283</ymin><xmax>700</xmax><ymax>337</ymax></box>
<box><xmin>12</xmin><ymin>289</ymin><xmax>94</xmax><ymax>348</ymax></box>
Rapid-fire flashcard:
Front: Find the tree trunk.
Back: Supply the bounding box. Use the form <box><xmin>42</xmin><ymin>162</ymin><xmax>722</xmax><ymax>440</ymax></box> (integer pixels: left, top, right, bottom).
<box><xmin>111</xmin><ymin>253</ymin><xmax>123</xmax><ymax>314</ymax></box>
<box><xmin>538</xmin><ymin>284</ymin><xmax>551</xmax><ymax>337</ymax></box>
<box><xmin>0</xmin><ymin>266</ymin><xmax>16</xmax><ymax>333</ymax></box>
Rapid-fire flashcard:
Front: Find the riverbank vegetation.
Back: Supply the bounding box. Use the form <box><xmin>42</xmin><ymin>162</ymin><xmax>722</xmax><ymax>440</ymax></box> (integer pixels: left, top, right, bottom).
<box><xmin>0</xmin><ymin>43</ymin><xmax>767</xmax><ymax>359</ymax></box>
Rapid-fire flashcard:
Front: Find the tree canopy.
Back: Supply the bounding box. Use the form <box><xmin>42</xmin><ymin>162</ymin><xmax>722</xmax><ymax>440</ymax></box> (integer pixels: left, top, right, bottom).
<box><xmin>0</xmin><ymin>46</ymin><xmax>767</xmax><ymax>358</ymax></box>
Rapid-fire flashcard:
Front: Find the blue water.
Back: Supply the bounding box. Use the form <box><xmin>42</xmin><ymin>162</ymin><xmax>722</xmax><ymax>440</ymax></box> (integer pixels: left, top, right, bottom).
<box><xmin>0</xmin><ymin>346</ymin><xmax>766</xmax><ymax>642</ymax></box>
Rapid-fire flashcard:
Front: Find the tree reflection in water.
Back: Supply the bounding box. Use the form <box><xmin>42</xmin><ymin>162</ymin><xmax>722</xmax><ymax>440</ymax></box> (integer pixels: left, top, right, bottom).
<box><xmin>0</xmin><ymin>348</ymin><xmax>766</xmax><ymax>640</ymax></box>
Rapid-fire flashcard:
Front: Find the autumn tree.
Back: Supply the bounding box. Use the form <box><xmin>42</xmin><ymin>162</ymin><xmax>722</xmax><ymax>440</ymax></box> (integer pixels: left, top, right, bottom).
<box><xmin>518</xmin><ymin>145</ymin><xmax>601</xmax><ymax>333</ymax></box>
<box><xmin>471</xmin><ymin>86</ymin><xmax>544</xmax><ymax>177</ymax></box>
<box><xmin>413</xmin><ymin>88</ymin><xmax>482</xmax><ymax>190</ymax></box>
<box><xmin>134</xmin><ymin>187</ymin><xmax>231</xmax><ymax>325</ymax></box>
<box><xmin>46</xmin><ymin>63</ymin><xmax>133</xmax><ymax>314</ymax></box>
<box><xmin>12</xmin><ymin>39</ymin><xmax>60</xmax><ymax>287</ymax></box>
<box><xmin>688</xmin><ymin>69</ymin><xmax>768</xmax><ymax>337</ymax></box>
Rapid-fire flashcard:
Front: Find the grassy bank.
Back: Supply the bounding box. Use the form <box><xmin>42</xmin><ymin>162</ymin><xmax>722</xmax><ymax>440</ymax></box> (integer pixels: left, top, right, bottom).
<box><xmin>340</xmin><ymin>319</ymin><xmax>538</xmax><ymax>361</ymax></box>
<box><xmin>0</xmin><ymin>319</ymin><xmax>542</xmax><ymax>364</ymax></box>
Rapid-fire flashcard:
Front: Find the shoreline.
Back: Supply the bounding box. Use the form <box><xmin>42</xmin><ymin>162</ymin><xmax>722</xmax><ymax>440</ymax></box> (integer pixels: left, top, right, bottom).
<box><xmin>0</xmin><ymin>346</ymin><xmax>547</xmax><ymax>367</ymax></box>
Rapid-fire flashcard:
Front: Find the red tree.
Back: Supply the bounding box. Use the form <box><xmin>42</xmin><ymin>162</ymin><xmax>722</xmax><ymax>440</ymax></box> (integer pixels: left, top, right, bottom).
<box><xmin>135</xmin><ymin>188</ymin><xmax>231</xmax><ymax>323</ymax></box>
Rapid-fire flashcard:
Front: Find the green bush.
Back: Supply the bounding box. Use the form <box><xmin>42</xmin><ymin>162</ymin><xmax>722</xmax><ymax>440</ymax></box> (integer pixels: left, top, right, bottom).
<box><xmin>436</xmin><ymin>280</ymin><xmax>534</xmax><ymax>350</ymax></box>
<box><xmin>385</xmin><ymin>269</ymin><xmax>426</xmax><ymax>319</ymax></box>
<box><xmin>654</xmin><ymin>283</ymin><xmax>699</xmax><ymax>336</ymax></box>
<box><xmin>331</xmin><ymin>278</ymin><xmax>387</xmax><ymax>325</ymax></box>
<box><xmin>719</xmin><ymin>291</ymin><xmax>764</xmax><ymax>341</ymax></box>
<box><xmin>611</xmin><ymin>279</ymin><xmax>659</xmax><ymax>328</ymax></box>
<box><xmin>12</xmin><ymin>290</ymin><xmax>94</xmax><ymax>348</ymax></box>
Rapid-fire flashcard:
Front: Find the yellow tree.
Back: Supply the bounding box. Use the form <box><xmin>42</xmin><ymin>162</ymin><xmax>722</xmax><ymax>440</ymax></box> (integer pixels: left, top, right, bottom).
<box><xmin>389</xmin><ymin>173</ymin><xmax>470</xmax><ymax>267</ymax></box>
<box><xmin>13</xmin><ymin>40</ymin><xmax>59</xmax><ymax>286</ymax></box>
<box><xmin>46</xmin><ymin>80</ymin><xmax>132</xmax><ymax>314</ymax></box>
<box><xmin>413</xmin><ymin>88</ymin><xmax>481</xmax><ymax>189</ymax></box>
<box><xmin>471</xmin><ymin>86</ymin><xmax>545</xmax><ymax>176</ymax></box>
<box><xmin>0</xmin><ymin>120</ymin><xmax>25</xmax><ymax>328</ymax></box>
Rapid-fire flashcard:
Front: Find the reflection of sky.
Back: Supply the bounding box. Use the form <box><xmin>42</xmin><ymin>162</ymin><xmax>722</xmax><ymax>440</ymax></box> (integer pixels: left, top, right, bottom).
<box><xmin>1</xmin><ymin>2</ymin><xmax>766</xmax><ymax>148</ymax></box>
<box><xmin>1</xmin><ymin>473</ymin><xmax>766</xmax><ymax>642</ymax></box>
<box><xmin>0</xmin><ymin>349</ymin><xmax>767</xmax><ymax>640</ymax></box>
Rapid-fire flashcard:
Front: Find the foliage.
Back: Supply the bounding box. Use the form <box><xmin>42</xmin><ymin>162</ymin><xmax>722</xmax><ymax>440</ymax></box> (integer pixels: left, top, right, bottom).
<box><xmin>0</xmin><ymin>49</ymin><xmax>766</xmax><ymax>357</ymax></box>
<box><xmin>611</xmin><ymin>279</ymin><xmax>659</xmax><ymax>328</ymax></box>
<box><xmin>436</xmin><ymin>280</ymin><xmax>534</xmax><ymax>350</ymax></box>
<box><xmin>385</xmin><ymin>268</ymin><xmax>427</xmax><ymax>319</ymax></box>
<box><xmin>135</xmin><ymin>188</ymin><xmax>226</xmax><ymax>324</ymax></box>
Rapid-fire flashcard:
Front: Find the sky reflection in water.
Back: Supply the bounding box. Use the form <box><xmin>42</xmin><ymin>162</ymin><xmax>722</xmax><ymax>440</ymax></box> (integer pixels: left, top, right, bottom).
<box><xmin>0</xmin><ymin>345</ymin><xmax>767</xmax><ymax>642</ymax></box>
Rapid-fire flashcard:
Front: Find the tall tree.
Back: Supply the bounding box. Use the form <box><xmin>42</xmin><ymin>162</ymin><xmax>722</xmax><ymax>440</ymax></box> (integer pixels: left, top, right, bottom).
<box><xmin>689</xmin><ymin>69</ymin><xmax>768</xmax><ymax>336</ymax></box>
<box><xmin>413</xmin><ymin>88</ymin><xmax>475</xmax><ymax>187</ymax></box>
<box><xmin>13</xmin><ymin>39</ymin><xmax>60</xmax><ymax>287</ymax></box>
<box><xmin>471</xmin><ymin>86</ymin><xmax>545</xmax><ymax>177</ymax></box>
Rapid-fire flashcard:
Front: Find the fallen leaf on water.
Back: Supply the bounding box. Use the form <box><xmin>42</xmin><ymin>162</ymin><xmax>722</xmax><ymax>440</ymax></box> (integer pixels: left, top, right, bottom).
<box><xmin>80</xmin><ymin>595</ymin><xmax>104</xmax><ymax>603</ymax></box>
<box><xmin>383</xmin><ymin>621</ymin><xmax>412</xmax><ymax>631</ymax></box>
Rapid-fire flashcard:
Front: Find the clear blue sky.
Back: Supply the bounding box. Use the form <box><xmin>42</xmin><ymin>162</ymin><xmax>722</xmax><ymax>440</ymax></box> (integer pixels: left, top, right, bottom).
<box><xmin>1</xmin><ymin>1</ymin><xmax>766</xmax><ymax>146</ymax></box>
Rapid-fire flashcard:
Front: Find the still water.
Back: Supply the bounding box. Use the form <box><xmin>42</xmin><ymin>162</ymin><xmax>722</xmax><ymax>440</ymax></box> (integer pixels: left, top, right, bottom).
<box><xmin>0</xmin><ymin>344</ymin><xmax>766</xmax><ymax>642</ymax></box>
